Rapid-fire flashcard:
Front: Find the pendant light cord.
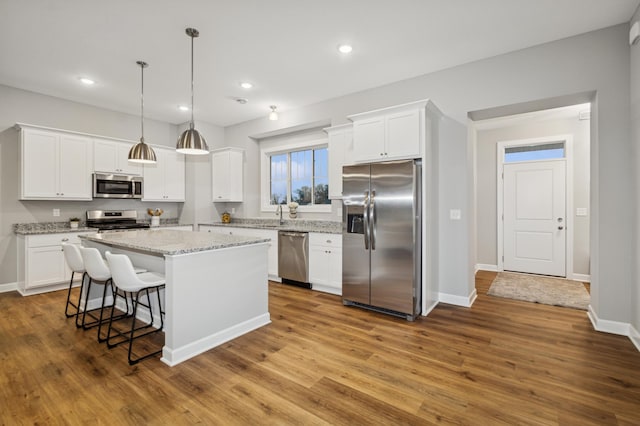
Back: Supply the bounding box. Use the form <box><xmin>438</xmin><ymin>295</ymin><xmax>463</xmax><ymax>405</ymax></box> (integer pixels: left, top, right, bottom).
<box><xmin>190</xmin><ymin>32</ymin><xmax>195</xmax><ymax>129</ymax></box>
<box><xmin>140</xmin><ymin>62</ymin><xmax>145</xmax><ymax>142</ymax></box>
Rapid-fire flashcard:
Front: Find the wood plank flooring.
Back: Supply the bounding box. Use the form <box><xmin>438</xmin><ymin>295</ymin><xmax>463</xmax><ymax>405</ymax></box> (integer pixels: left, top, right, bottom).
<box><xmin>1</xmin><ymin>271</ymin><xmax>639</xmax><ymax>425</ymax></box>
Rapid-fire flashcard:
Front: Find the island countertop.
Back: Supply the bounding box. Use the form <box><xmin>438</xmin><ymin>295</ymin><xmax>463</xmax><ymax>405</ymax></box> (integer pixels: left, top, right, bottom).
<box><xmin>79</xmin><ymin>229</ymin><xmax>270</xmax><ymax>256</ymax></box>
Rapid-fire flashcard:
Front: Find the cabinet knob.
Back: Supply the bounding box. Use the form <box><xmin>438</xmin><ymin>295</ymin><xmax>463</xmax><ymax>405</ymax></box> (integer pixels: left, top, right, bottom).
<box><xmin>61</xmin><ymin>238</ymin><xmax>69</xmax><ymax>242</ymax></box>
<box><xmin>326</xmin><ymin>239</ymin><xmax>332</xmax><ymax>243</ymax></box>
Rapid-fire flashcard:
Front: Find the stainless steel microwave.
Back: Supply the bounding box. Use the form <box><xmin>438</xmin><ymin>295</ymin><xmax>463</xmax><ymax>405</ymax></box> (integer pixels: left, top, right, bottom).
<box><xmin>93</xmin><ymin>173</ymin><xmax>143</xmax><ymax>199</ymax></box>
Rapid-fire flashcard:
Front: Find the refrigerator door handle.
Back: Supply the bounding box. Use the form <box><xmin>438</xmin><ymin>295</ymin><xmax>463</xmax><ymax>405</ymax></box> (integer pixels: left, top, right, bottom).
<box><xmin>370</xmin><ymin>190</ymin><xmax>376</xmax><ymax>250</ymax></box>
<box><xmin>363</xmin><ymin>190</ymin><xmax>370</xmax><ymax>250</ymax></box>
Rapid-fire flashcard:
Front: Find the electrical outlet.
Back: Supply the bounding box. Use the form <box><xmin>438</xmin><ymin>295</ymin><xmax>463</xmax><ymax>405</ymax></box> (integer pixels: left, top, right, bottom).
<box><xmin>231</xmin><ymin>207</ymin><xmax>236</xmax><ymax>214</ymax></box>
<box><xmin>449</xmin><ymin>209</ymin><xmax>461</xmax><ymax>220</ymax></box>
<box><xmin>53</xmin><ymin>209</ymin><xmax>60</xmax><ymax>217</ymax></box>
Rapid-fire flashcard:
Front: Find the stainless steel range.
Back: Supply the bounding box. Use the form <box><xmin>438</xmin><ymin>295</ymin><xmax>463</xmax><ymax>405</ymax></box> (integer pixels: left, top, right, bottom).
<box><xmin>86</xmin><ymin>210</ymin><xmax>150</xmax><ymax>232</ymax></box>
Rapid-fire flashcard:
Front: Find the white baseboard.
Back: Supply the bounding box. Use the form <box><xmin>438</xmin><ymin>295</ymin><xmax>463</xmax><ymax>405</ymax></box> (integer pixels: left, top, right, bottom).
<box><xmin>421</xmin><ymin>299</ymin><xmax>439</xmax><ymax>317</ymax></box>
<box><xmin>475</xmin><ymin>264</ymin><xmax>498</xmax><ymax>272</ymax></box>
<box><xmin>0</xmin><ymin>282</ymin><xmax>17</xmax><ymax>293</ymax></box>
<box><xmin>161</xmin><ymin>313</ymin><xmax>271</xmax><ymax>367</ymax></box>
<box><xmin>630</xmin><ymin>324</ymin><xmax>640</xmax><ymax>352</ymax></box>
<box><xmin>587</xmin><ymin>305</ymin><xmax>630</xmax><ymax>336</ymax></box>
<box><xmin>438</xmin><ymin>289</ymin><xmax>477</xmax><ymax>307</ymax></box>
<box><xmin>571</xmin><ymin>273</ymin><xmax>591</xmax><ymax>283</ymax></box>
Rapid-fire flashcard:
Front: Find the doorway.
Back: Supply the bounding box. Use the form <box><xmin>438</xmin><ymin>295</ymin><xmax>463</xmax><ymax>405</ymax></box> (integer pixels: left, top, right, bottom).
<box><xmin>498</xmin><ymin>138</ymin><xmax>570</xmax><ymax>277</ymax></box>
<box><xmin>472</xmin><ymin>102</ymin><xmax>591</xmax><ymax>283</ymax></box>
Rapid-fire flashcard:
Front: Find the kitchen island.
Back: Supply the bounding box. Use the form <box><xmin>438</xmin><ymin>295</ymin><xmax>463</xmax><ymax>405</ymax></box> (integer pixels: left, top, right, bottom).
<box><xmin>80</xmin><ymin>229</ymin><xmax>271</xmax><ymax>366</ymax></box>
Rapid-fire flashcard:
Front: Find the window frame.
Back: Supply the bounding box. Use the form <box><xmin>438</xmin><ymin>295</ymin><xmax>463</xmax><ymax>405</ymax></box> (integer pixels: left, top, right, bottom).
<box><xmin>260</xmin><ymin>138</ymin><xmax>331</xmax><ymax>213</ymax></box>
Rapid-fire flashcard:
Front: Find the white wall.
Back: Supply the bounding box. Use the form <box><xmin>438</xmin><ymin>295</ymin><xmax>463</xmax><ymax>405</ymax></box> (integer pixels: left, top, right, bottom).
<box><xmin>630</xmin><ymin>6</ymin><xmax>640</xmax><ymax>344</ymax></box>
<box><xmin>0</xmin><ymin>85</ymin><xmax>182</xmax><ymax>285</ymax></box>
<box><xmin>223</xmin><ymin>25</ymin><xmax>633</xmax><ymax>324</ymax></box>
<box><xmin>475</xmin><ymin>109</ymin><xmax>591</xmax><ymax>275</ymax></box>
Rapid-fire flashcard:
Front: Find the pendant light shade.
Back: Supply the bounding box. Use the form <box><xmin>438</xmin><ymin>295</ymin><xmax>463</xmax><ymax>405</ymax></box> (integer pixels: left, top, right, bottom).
<box><xmin>177</xmin><ymin>27</ymin><xmax>209</xmax><ymax>155</ymax></box>
<box><xmin>128</xmin><ymin>61</ymin><xmax>157</xmax><ymax>164</ymax></box>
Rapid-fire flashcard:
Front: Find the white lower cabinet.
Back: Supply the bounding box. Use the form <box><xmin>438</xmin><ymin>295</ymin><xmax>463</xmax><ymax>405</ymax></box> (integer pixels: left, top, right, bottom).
<box><xmin>17</xmin><ymin>232</ymin><xmax>91</xmax><ymax>295</ymax></box>
<box><xmin>308</xmin><ymin>232</ymin><xmax>342</xmax><ymax>295</ymax></box>
<box><xmin>199</xmin><ymin>225</ymin><xmax>279</xmax><ymax>280</ymax></box>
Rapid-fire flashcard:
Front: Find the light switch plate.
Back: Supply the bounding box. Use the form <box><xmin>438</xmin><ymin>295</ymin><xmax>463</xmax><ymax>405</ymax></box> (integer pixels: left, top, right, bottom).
<box><xmin>449</xmin><ymin>209</ymin><xmax>461</xmax><ymax>220</ymax></box>
<box><xmin>576</xmin><ymin>208</ymin><xmax>587</xmax><ymax>217</ymax></box>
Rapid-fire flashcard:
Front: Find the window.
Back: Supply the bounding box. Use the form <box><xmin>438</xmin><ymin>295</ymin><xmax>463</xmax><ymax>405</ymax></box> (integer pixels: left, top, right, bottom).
<box><xmin>504</xmin><ymin>142</ymin><xmax>565</xmax><ymax>163</ymax></box>
<box><xmin>269</xmin><ymin>147</ymin><xmax>330</xmax><ymax>206</ymax></box>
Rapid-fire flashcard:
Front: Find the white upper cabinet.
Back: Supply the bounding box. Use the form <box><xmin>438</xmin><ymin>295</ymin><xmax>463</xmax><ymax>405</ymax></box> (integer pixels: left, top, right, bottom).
<box><xmin>19</xmin><ymin>126</ymin><xmax>93</xmax><ymax>200</ymax></box>
<box><xmin>93</xmin><ymin>138</ymin><xmax>143</xmax><ymax>175</ymax></box>
<box><xmin>142</xmin><ymin>146</ymin><xmax>185</xmax><ymax>202</ymax></box>
<box><xmin>348</xmin><ymin>100</ymin><xmax>427</xmax><ymax>163</ymax></box>
<box><xmin>211</xmin><ymin>148</ymin><xmax>244</xmax><ymax>202</ymax></box>
<box><xmin>323</xmin><ymin>123</ymin><xmax>353</xmax><ymax>199</ymax></box>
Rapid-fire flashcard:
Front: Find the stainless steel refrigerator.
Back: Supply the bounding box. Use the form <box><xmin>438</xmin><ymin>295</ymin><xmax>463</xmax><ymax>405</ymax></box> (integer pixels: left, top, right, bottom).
<box><xmin>342</xmin><ymin>160</ymin><xmax>421</xmax><ymax>321</ymax></box>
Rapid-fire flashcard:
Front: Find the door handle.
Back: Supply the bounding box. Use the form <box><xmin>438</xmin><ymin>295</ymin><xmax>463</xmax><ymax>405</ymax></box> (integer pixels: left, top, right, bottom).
<box><xmin>558</xmin><ymin>226</ymin><xmax>564</xmax><ymax>230</ymax></box>
<box><xmin>363</xmin><ymin>191</ymin><xmax>370</xmax><ymax>250</ymax></box>
<box><xmin>370</xmin><ymin>190</ymin><xmax>376</xmax><ymax>251</ymax></box>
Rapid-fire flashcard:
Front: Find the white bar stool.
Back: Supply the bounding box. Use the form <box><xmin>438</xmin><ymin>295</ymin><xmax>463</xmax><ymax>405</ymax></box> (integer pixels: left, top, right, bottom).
<box><xmin>105</xmin><ymin>251</ymin><xmax>166</xmax><ymax>365</ymax></box>
<box><xmin>61</xmin><ymin>243</ymin><xmax>87</xmax><ymax>321</ymax></box>
<box><xmin>79</xmin><ymin>247</ymin><xmax>131</xmax><ymax>341</ymax></box>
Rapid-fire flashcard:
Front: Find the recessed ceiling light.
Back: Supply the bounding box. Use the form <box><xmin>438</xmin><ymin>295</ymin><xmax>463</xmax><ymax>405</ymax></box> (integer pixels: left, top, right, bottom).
<box><xmin>240</xmin><ymin>82</ymin><xmax>253</xmax><ymax>89</ymax></box>
<box><xmin>178</xmin><ymin>105</ymin><xmax>189</xmax><ymax>111</ymax></box>
<box><xmin>79</xmin><ymin>77</ymin><xmax>95</xmax><ymax>85</ymax></box>
<box><xmin>337</xmin><ymin>44</ymin><xmax>353</xmax><ymax>54</ymax></box>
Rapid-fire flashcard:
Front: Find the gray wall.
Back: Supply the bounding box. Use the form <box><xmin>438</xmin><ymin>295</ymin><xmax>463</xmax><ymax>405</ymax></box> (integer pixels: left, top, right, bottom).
<box><xmin>223</xmin><ymin>24</ymin><xmax>633</xmax><ymax>323</ymax></box>
<box><xmin>0</xmin><ymin>85</ymin><xmax>207</xmax><ymax>285</ymax></box>
<box><xmin>630</xmin><ymin>6</ymin><xmax>640</xmax><ymax>340</ymax></box>
<box><xmin>476</xmin><ymin>111</ymin><xmax>591</xmax><ymax>275</ymax></box>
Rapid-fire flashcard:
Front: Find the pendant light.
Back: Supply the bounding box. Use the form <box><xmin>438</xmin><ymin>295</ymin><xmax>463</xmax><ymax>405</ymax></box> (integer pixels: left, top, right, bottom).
<box><xmin>128</xmin><ymin>61</ymin><xmax>157</xmax><ymax>164</ymax></box>
<box><xmin>176</xmin><ymin>27</ymin><xmax>209</xmax><ymax>155</ymax></box>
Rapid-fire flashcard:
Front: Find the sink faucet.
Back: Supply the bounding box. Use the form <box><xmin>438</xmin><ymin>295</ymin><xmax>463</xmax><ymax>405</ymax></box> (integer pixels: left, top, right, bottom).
<box><xmin>276</xmin><ymin>205</ymin><xmax>284</xmax><ymax>225</ymax></box>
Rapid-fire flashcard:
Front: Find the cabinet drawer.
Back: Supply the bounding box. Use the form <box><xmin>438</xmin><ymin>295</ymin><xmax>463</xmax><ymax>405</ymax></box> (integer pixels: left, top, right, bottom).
<box><xmin>309</xmin><ymin>232</ymin><xmax>342</xmax><ymax>248</ymax></box>
<box><xmin>27</xmin><ymin>233</ymin><xmax>83</xmax><ymax>247</ymax></box>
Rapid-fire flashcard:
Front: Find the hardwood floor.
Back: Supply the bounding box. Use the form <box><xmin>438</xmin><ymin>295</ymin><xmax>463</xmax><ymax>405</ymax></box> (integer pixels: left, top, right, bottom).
<box><xmin>1</xmin><ymin>271</ymin><xmax>639</xmax><ymax>425</ymax></box>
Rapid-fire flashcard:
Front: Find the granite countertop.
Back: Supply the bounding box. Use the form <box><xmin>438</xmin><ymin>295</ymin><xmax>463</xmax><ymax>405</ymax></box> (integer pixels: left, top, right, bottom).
<box><xmin>13</xmin><ymin>219</ymin><xmax>191</xmax><ymax>235</ymax></box>
<box><xmin>199</xmin><ymin>218</ymin><xmax>342</xmax><ymax>234</ymax></box>
<box><xmin>14</xmin><ymin>223</ymin><xmax>98</xmax><ymax>235</ymax></box>
<box><xmin>80</xmin><ymin>229</ymin><xmax>270</xmax><ymax>255</ymax></box>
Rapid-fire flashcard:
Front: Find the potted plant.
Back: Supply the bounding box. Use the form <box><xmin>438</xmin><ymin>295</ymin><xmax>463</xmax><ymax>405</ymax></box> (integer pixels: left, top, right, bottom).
<box><xmin>147</xmin><ymin>208</ymin><xmax>163</xmax><ymax>227</ymax></box>
<box><xmin>69</xmin><ymin>217</ymin><xmax>81</xmax><ymax>229</ymax></box>
<box><xmin>288</xmin><ymin>202</ymin><xmax>299</xmax><ymax>219</ymax></box>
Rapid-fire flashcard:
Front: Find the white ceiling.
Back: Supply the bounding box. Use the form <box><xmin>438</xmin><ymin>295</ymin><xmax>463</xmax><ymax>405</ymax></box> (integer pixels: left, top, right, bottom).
<box><xmin>1</xmin><ymin>0</ymin><xmax>638</xmax><ymax>127</ymax></box>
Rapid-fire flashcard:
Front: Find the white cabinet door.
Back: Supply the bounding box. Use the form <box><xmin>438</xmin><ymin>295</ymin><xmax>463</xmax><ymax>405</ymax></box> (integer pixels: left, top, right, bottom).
<box><xmin>59</xmin><ymin>134</ymin><xmax>93</xmax><ymax>199</ymax></box>
<box><xmin>21</xmin><ymin>129</ymin><xmax>58</xmax><ymax>198</ymax></box>
<box><xmin>325</xmin><ymin>124</ymin><xmax>353</xmax><ymax>199</ymax></box>
<box><xmin>20</xmin><ymin>128</ymin><xmax>92</xmax><ymax>200</ymax></box>
<box><xmin>26</xmin><ymin>246</ymin><xmax>67</xmax><ymax>289</ymax></box>
<box><xmin>162</xmin><ymin>149</ymin><xmax>186</xmax><ymax>201</ymax></box>
<box><xmin>211</xmin><ymin>148</ymin><xmax>244</xmax><ymax>202</ymax></box>
<box><xmin>142</xmin><ymin>147</ymin><xmax>185</xmax><ymax>202</ymax></box>
<box><xmin>349</xmin><ymin>101</ymin><xmax>426</xmax><ymax>164</ymax></box>
<box><xmin>385</xmin><ymin>109</ymin><xmax>421</xmax><ymax>160</ymax></box>
<box><xmin>308</xmin><ymin>232</ymin><xmax>342</xmax><ymax>295</ymax></box>
<box><xmin>93</xmin><ymin>139</ymin><xmax>143</xmax><ymax>175</ymax></box>
<box><xmin>352</xmin><ymin>116</ymin><xmax>385</xmax><ymax>162</ymax></box>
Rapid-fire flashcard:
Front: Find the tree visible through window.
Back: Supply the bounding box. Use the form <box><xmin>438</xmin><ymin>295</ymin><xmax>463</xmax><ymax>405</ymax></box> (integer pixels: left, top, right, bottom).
<box><xmin>270</xmin><ymin>147</ymin><xmax>329</xmax><ymax>206</ymax></box>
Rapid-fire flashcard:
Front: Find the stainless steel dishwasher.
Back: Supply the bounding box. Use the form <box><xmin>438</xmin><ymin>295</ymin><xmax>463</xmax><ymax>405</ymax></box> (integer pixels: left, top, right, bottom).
<box><xmin>278</xmin><ymin>231</ymin><xmax>310</xmax><ymax>287</ymax></box>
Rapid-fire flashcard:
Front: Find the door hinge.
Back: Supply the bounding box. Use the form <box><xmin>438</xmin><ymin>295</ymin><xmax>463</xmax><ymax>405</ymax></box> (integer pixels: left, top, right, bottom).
<box><xmin>501</xmin><ymin>172</ymin><xmax>504</xmax><ymax>180</ymax></box>
<box><xmin>502</xmin><ymin>255</ymin><xmax>504</xmax><ymax>262</ymax></box>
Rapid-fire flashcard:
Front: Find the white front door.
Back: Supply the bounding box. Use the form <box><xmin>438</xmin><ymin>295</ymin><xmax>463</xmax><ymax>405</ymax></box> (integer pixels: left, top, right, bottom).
<box><xmin>503</xmin><ymin>160</ymin><xmax>566</xmax><ymax>276</ymax></box>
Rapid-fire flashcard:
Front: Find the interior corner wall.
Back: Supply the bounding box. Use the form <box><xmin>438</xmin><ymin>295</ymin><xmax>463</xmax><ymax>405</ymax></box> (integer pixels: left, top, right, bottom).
<box><xmin>223</xmin><ymin>24</ymin><xmax>633</xmax><ymax>321</ymax></box>
<box><xmin>179</xmin><ymin>121</ymin><xmax>225</xmax><ymax>228</ymax></box>
<box><xmin>630</xmin><ymin>6</ymin><xmax>640</xmax><ymax>339</ymax></box>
